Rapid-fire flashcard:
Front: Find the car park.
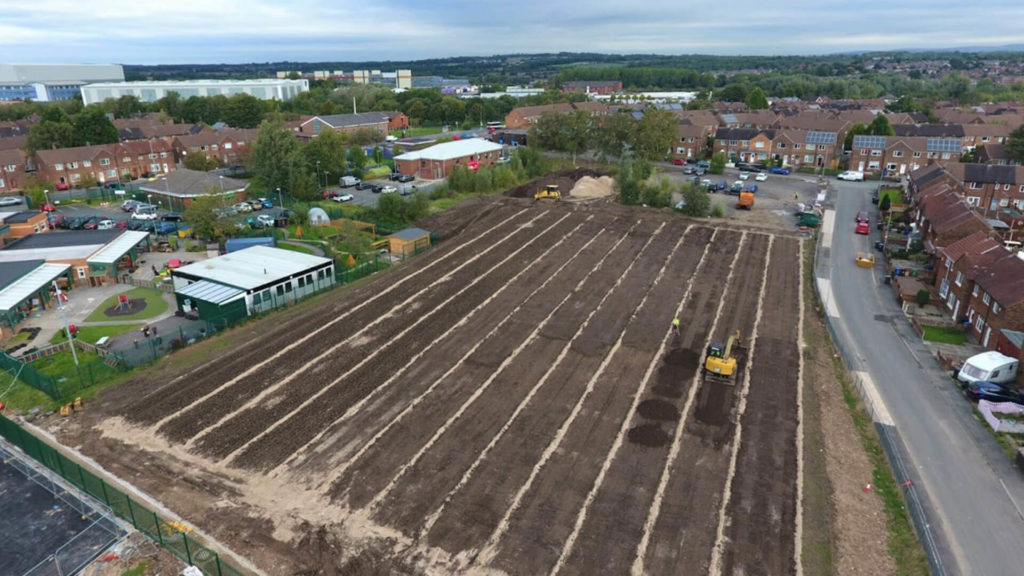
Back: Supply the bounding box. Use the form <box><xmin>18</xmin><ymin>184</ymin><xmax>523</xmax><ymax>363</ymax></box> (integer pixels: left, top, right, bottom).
<box><xmin>0</xmin><ymin>196</ymin><xmax>21</xmax><ymax>207</ymax></box>
<box><xmin>755</xmin><ymin>172</ymin><xmax>768</xmax><ymax>182</ymax></box>
<box><xmin>770</xmin><ymin>167</ymin><xmax>790</xmax><ymax>175</ymax></box>
<box><xmin>332</xmin><ymin>193</ymin><xmax>354</xmax><ymax>202</ymax></box>
<box><xmin>965</xmin><ymin>381</ymin><xmax>1024</xmax><ymax>405</ymax></box>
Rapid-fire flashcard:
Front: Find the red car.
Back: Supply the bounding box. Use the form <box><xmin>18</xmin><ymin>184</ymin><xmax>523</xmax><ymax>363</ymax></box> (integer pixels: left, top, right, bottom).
<box><xmin>672</xmin><ymin>158</ymin><xmax>685</xmax><ymax>165</ymax></box>
<box><xmin>40</xmin><ymin>201</ymin><xmax>57</xmax><ymax>212</ymax></box>
<box><xmin>55</xmin><ymin>181</ymin><xmax>69</xmax><ymax>191</ymax></box>
<box><xmin>322</xmin><ymin>189</ymin><xmax>337</xmax><ymax>198</ymax></box>
<box><xmin>855</xmin><ymin>221</ymin><xmax>870</xmax><ymax>235</ymax></box>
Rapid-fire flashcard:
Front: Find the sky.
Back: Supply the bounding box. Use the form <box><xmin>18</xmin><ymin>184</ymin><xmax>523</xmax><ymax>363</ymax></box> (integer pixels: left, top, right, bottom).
<box><xmin>3</xmin><ymin>0</ymin><xmax>1024</xmax><ymax>65</ymax></box>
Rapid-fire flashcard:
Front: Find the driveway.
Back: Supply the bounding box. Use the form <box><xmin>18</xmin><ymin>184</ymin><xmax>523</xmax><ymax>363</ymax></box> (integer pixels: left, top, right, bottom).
<box><xmin>817</xmin><ymin>179</ymin><xmax>1024</xmax><ymax>575</ymax></box>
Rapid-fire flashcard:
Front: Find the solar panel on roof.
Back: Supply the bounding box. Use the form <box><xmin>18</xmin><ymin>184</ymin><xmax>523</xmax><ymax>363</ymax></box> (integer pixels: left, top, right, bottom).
<box><xmin>721</xmin><ymin>114</ymin><xmax>738</xmax><ymax>124</ymax></box>
<box><xmin>926</xmin><ymin>138</ymin><xmax>961</xmax><ymax>153</ymax></box>
<box><xmin>806</xmin><ymin>131</ymin><xmax>837</xmax><ymax>145</ymax></box>
<box><xmin>853</xmin><ymin>135</ymin><xmax>886</xmax><ymax>149</ymax></box>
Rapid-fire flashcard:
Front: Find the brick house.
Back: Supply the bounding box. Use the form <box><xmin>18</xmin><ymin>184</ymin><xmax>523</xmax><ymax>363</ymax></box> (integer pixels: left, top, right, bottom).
<box><xmin>34</xmin><ymin>140</ymin><xmax>176</xmax><ymax>188</ymax></box>
<box><xmin>379</xmin><ymin>110</ymin><xmax>409</xmax><ymax>131</ymax></box>
<box><xmin>935</xmin><ymin>231</ymin><xmax>1004</xmax><ymax>322</ymax></box>
<box><xmin>0</xmin><ymin>148</ymin><xmax>28</xmax><ymax>192</ymax></box>
<box><xmin>298</xmin><ymin>112</ymin><xmax>395</xmax><ymax>139</ymax></box>
<box><xmin>914</xmin><ymin>185</ymin><xmax>992</xmax><ymax>253</ymax></box>
<box><xmin>975</xmin><ymin>143</ymin><xmax>1017</xmax><ymax>165</ymax></box>
<box><xmin>675</xmin><ymin>123</ymin><xmax>707</xmax><ymax>160</ymax></box>
<box><xmin>0</xmin><ymin>211</ymin><xmax>49</xmax><ymax>241</ymax></box>
<box><xmin>850</xmin><ymin>135</ymin><xmax>961</xmax><ymax>177</ymax></box>
<box><xmin>561</xmin><ymin>81</ymin><xmax>622</xmax><ymax>95</ymax></box>
<box><xmin>394</xmin><ymin>139</ymin><xmax>505</xmax><ymax>180</ymax></box>
<box><xmin>172</xmin><ymin>128</ymin><xmax>259</xmax><ymax>167</ymax></box>
<box><xmin>943</xmin><ymin>163</ymin><xmax>1024</xmax><ymax>215</ymax></box>
<box><xmin>504</xmin><ymin>102</ymin><xmax>610</xmax><ymax>130</ymax></box>
<box><xmin>771</xmin><ymin>129</ymin><xmax>839</xmax><ymax>169</ymax></box>
<box><xmin>713</xmin><ymin>128</ymin><xmax>775</xmax><ymax>163</ymax></box>
<box><xmin>962</xmin><ymin>123</ymin><xmax>1012</xmax><ymax>150</ymax></box>
<box><xmin>965</xmin><ymin>253</ymin><xmax>1024</xmax><ymax>349</ymax></box>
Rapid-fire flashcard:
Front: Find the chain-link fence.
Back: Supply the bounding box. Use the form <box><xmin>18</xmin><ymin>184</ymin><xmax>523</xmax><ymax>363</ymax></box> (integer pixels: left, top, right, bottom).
<box><xmin>0</xmin><ymin>416</ymin><xmax>250</xmax><ymax>576</ymax></box>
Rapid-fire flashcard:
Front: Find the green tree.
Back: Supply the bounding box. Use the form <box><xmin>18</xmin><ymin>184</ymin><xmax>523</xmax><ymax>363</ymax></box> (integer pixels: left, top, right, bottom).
<box><xmin>155</xmin><ymin>91</ymin><xmax>183</xmax><ymax>121</ymax></box>
<box><xmin>632</xmin><ymin>108</ymin><xmax>676</xmax><ymax>161</ymax></box>
<box><xmin>616</xmin><ymin>153</ymin><xmax>641</xmax><ymax>205</ymax></box>
<box><xmin>113</xmin><ymin>95</ymin><xmax>144</xmax><ymax>119</ymax></box>
<box><xmin>304</xmin><ymin>129</ymin><xmax>348</xmax><ymax>180</ymax></box>
<box><xmin>745</xmin><ymin>87</ymin><xmax>769</xmax><ymax>110</ymax></box>
<box><xmin>710</xmin><ymin>151</ymin><xmax>727</xmax><ymax>174</ymax></box>
<box><xmin>249</xmin><ymin>120</ymin><xmax>303</xmax><ymax>192</ymax></box>
<box><xmin>183</xmin><ymin>151</ymin><xmax>220</xmax><ymax>171</ymax></box>
<box><xmin>679</xmin><ymin>184</ymin><xmax>711</xmax><ymax>217</ymax></box>
<box><xmin>346</xmin><ymin>146</ymin><xmax>368</xmax><ymax>177</ymax></box>
<box><xmin>531</xmin><ymin>111</ymin><xmax>568</xmax><ymax>151</ymax></box>
<box><xmin>1007</xmin><ymin>125</ymin><xmax>1024</xmax><ymax>164</ymax></box>
<box><xmin>866</xmin><ymin>114</ymin><xmax>895</xmax><ymax>136</ymax></box>
<box><xmin>593</xmin><ymin>112</ymin><xmax>636</xmax><ymax>158</ymax></box>
<box><xmin>223</xmin><ymin>93</ymin><xmax>266</xmax><ymax>128</ymax></box>
<box><xmin>184</xmin><ymin>193</ymin><xmax>233</xmax><ymax>241</ymax></box>
<box><xmin>27</xmin><ymin>120</ymin><xmax>75</xmax><ymax>153</ymax></box>
<box><xmin>844</xmin><ymin>122</ymin><xmax>869</xmax><ymax>150</ymax></box>
<box><xmin>716</xmin><ymin>83</ymin><xmax>749</xmax><ymax>103</ymax></box>
<box><xmin>181</xmin><ymin>96</ymin><xmax>208</xmax><ymax>124</ymax></box>
<box><xmin>878</xmin><ymin>194</ymin><xmax>891</xmax><ymax>212</ymax></box>
<box><xmin>72</xmin><ymin>107</ymin><xmax>119</xmax><ymax>147</ymax></box>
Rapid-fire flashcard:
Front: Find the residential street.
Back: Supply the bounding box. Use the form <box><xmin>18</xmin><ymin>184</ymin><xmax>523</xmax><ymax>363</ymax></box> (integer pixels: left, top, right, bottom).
<box><xmin>817</xmin><ymin>179</ymin><xmax>1024</xmax><ymax>576</ymax></box>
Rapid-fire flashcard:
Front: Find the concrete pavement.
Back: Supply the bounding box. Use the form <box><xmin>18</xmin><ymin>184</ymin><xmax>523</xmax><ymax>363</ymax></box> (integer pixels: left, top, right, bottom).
<box><xmin>817</xmin><ymin>179</ymin><xmax>1024</xmax><ymax>576</ymax></box>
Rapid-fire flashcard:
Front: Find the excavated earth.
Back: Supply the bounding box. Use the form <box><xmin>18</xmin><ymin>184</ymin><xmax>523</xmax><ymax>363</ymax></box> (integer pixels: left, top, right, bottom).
<box><xmin>50</xmin><ymin>196</ymin><xmax>805</xmax><ymax>576</ymax></box>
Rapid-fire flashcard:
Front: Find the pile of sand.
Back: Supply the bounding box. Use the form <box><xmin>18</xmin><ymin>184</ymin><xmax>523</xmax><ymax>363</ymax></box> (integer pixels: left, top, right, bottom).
<box><xmin>570</xmin><ymin>176</ymin><xmax>616</xmax><ymax>199</ymax></box>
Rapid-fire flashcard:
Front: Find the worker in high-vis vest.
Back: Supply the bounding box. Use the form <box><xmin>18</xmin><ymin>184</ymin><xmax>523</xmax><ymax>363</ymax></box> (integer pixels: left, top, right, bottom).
<box><xmin>672</xmin><ymin>317</ymin><xmax>680</xmax><ymax>335</ymax></box>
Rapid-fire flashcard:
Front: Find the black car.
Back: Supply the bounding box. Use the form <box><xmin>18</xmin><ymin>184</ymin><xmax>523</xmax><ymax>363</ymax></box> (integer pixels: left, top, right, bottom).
<box><xmin>965</xmin><ymin>381</ymin><xmax>1024</xmax><ymax>404</ymax></box>
<box><xmin>396</xmin><ymin>174</ymin><xmax>414</xmax><ymax>183</ymax></box>
<box><xmin>355</xmin><ymin>181</ymin><xmax>373</xmax><ymax>190</ymax></box>
<box><xmin>682</xmin><ymin>166</ymin><xmax>696</xmax><ymax>175</ymax></box>
<box><xmin>161</xmin><ymin>213</ymin><xmax>184</xmax><ymax>222</ymax></box>
<box><xmin>371</xmin><ymin>183</ymin><xmax>385</xmax><ymax>193</ymax></box>
<box><xmin>388</xmin><ymin>172</ymin><xmax>403</xmax><ymax>181</ymax></box>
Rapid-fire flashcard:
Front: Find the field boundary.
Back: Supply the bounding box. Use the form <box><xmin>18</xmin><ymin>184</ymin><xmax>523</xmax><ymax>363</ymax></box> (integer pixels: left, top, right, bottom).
<box><xmin>0</xmin><ymin>415</ymin><xmax>254</xmax><ymax>576</ymax></box>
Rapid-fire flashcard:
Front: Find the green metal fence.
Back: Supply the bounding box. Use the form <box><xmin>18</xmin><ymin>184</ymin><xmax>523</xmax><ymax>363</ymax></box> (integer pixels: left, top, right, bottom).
<box><xmin>1</xmin><ymin>350</ymin><xmax>60</xmax><ymax>399</ymax></box>
<box><xmin>0</xmin><ymin>415</ymin><xmax>249</xmax><ymax>576</ymax></box>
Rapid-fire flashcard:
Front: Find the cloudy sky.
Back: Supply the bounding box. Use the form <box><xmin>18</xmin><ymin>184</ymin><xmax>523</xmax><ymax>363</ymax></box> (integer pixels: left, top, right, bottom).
<box><xmin>3</xmin><ymin>0</ymin><xmax>1024</xmax><ymax>64</ymax></box>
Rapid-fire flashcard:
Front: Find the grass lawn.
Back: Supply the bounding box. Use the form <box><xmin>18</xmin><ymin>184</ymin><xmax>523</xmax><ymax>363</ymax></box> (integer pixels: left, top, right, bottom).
<box><xmin>879</xmin><ymin>188</ymin><xmax>904</xmax><ymax>206</ymax></box>
<box><xmin>277</xmin><ymin>242</ymin><xmax>316</xmax><ymax>255</ymax></box>
<box><xmin>430</xmin><ymin>192</ymin><xmax>477</xmax><ymax>213</ymax></box>
<box><xmin>50</xmin><ymin>323</ymin><xmax>143</xmax><ymax>345</ymax></box>
<box><xmin>403</xmin><ymin>126</ymin><xmax>443</xmax><ymax>137</ymax></box>
<box><xmin>922</xmin><ymin>325</ymin><xmax>966</xmax><ymax>345</ymax></box>
<box><xmin>2</xmin><ymin>349</ymin><xmax>131</xmax><ymax>413</ymax></box>
<box><xmin>84</xmin><ymin>287</ymin><xmax>168</xmax><ymax>323</ymax></box>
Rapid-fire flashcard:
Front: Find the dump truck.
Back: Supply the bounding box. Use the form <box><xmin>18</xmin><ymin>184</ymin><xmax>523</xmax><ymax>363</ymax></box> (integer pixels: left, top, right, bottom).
<box><xmin>737</xmin><ymin>190</ymin><xmax>754</xmax><ymax>209</ymax></box>
<box><xmin>703</xmin><ymin>330</ymin><xmax>746</xmax><ymax>385</ymax></box>
<box><xmin>535</xmin><ymin>184</ymin><xmax>561</xmax><ymax>200</ymax></box>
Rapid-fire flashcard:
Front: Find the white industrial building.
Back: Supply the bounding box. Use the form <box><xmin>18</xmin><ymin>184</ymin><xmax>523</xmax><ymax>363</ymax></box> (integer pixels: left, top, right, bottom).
<box><xmin>0</xmin><ymin>63</ymin><xmax>124</xmax><ymax>101</ymax></box>
<box><xmin>80</xmin><ymin>78</ymin><xmax>309</xmax><ymax>105</ymax></box>
<box><xmin>172</xmin><ymin>246</ymin><xmax>334</xmax><ymax>320</ymax></box>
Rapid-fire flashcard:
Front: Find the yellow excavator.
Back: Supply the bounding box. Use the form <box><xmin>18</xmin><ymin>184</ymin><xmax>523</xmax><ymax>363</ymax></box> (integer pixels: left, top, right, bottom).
<box><xmin>703</xmin><ymin>330</ymin><xmax>745</xmax><ymax>385</ymax></box>
<box><xmin>535</xmin><ymin>184</ymin><xmax>561</xmax><ymax>200</ymax></box>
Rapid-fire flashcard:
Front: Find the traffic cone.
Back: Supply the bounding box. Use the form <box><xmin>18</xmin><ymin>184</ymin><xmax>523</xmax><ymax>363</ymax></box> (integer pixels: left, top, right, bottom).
<box><xmin>864</xmin><ymin>483</ymin><xmax>872</xmax><ymax>493</ymax></box>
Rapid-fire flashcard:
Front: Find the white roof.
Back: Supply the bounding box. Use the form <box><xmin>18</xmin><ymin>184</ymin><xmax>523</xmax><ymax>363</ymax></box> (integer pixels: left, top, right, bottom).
<box><xmin>0</xmin><ymin>262</ymin><xmax>70</xmax><ymax>311</ymax></box>
<box><xmin>0</xmin><ymin>245</ymin><xmax>100</xmax><ymax>262</ymax></box>
<box><xmin>176</xmin><ymin>280</ymin><xmax>244</xmax><ymax>305</ymax></box>
<box><xmin>87</xmin><ymin>231</ymin><xmax>149</xmax><ymax>265</ymax></box>
<box><xmin>966</xmin><ymin>351</ymin><xmax>1017</xmax><ymax>369</ymax></box>
<box><xmin>173</xmin><ymin>245</ymin><xmax>331</xmax><ymax>290</ymax></box>
<box><xmin>395</xmin><ymin>138</ymin><xmax>504</xmax><ymax>162</ymax></box>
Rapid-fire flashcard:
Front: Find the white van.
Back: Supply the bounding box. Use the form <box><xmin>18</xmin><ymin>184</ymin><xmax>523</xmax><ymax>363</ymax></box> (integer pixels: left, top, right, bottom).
<box><xmin>339</xmin><ymin>176</ymin><xmax>361</xmax><ymax>188</ymax></box>
<box><xmin>131</xmin><ymin>204</ymin><xmax>158</xmax><ymax>220</ymax></box>
<box><xmin>837</xmin><ymin>170</ymin><xmax>866</xmax><ymax>181</ymax></box>
<box><xmin>957</xmin><ymin>351</ymin><xmax>1019</xmax><ymax>385</ymax></box>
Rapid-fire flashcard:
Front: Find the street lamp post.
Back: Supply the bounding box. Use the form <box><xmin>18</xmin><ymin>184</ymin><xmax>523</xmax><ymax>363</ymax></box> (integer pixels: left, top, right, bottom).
<box><xmin>52</xmin><ymin>281</ymin><xmax>78</xmax><ymax>367</ymax></box>
<box><xmin>43</xmin><ymin>188</ymin><xmax>50</xmax><ymax>209</ymax></box>
<box><xmin>276</xmin><ymin>187</ymin><xmax>283</xmax><ymax>208</ymax></box>
<box><xmin>316</xmin><ymin>161</ymin><xmax>322</xmax><ymax>189</ymax></box>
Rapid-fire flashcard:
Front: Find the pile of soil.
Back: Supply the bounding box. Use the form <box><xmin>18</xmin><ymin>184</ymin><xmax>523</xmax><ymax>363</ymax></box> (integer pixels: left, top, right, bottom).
<box><xmin>570</xmin><ymin>175</ymin><xmax>616</xmax><ymax>200</ymax></box>
<box><xmin>103</xmin><ymin>299</ymin><xmax>147</xmax><ymax>317</ymax></box>
<box><xmin>505</xmin><ymin>167</ymin><xmax>608</xmax><ymax>198</ymax></box>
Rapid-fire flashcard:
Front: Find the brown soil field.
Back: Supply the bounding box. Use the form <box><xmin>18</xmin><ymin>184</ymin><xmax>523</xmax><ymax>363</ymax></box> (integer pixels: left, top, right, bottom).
<box><xmin>48</xmin><ymin>197</ymin><xmax>809</xmax><ymax>576</ymax></box>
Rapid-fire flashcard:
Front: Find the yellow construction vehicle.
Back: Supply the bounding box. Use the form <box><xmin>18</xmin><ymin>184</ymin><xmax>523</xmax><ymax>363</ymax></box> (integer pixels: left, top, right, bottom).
<box><xmin>703</xmin><ymin>330</ymin><xmax>745</xmax><ymax>384</ymax></box>
<box><xmin>535</xmin><ymin>184</ymin><xmax>561</xmax><ymax>200</ymax></box>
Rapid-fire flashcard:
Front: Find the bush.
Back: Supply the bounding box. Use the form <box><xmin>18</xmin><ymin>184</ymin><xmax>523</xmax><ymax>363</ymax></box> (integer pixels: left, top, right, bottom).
<box><xmin>710</xmin><ymin>202</ymin><xmax>725</xmax><ymax>218</ymax></box>
<box><xmin>679</xmin><ymin>185</ymin><xmax>711</xmax><ymax>217</ymax></box>
<box><xmin>916</xmin><ymin>289</ymin><xmax>930</xmax><ymax>307</ymax></box>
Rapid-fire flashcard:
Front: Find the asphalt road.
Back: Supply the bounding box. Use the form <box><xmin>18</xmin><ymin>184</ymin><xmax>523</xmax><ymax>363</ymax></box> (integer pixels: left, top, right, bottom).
<box><xmin>819</xmin><ymin>179</ymin><xmax>1024</xmax><ymax>575</ymax></box>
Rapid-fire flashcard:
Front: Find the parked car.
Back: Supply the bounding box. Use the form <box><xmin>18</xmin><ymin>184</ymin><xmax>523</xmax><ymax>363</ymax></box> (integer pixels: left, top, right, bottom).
<box><xmin>249</xmin><ymin>199</ymin><xmax>264</xmax><ymax>211</ymax></box>
<box><xmin>256</xmin><ymin>214</ymin><xmax>276</xmax><ymax>227</ymax></box>
<box><xmin>396</xmin><ymin>174</ymin><xmax>414</xmax><ymax>183</ymax></box>
<box><xmin>855</xmin><ymin>221</ymin><xmax>870</xmax><ymax>235</ymax></box>
<box><xmin>728</xmin><ymin>181</ymin><xmax>744</xmax><ymax>195</ymax></box>
<box><xmin>0</xmin><ymin>196</ymin><xmax>21</xmax><ymax>207</ymax></box>
<box><xmin>131</xmin><ymin>204</ymin><xmax>158</xmax><ymax>220</ymax></box>
<box><xmin>672</xmin><ymin>158</ymin><xmax>685</xmax><ymax>166</ymax></box>
<box><xmin>55</xmin><ymin>181</ymin><xmax>69</xmax><ymax>191</ymax></box>
<box><xmin>856</xmin><ymin>210</ymin><xmax>870</xmax><ymax>223</ymax></box>
<box><xmin>81</xmin><ymin>217</ymin><xmax>100</xmax><ymax>230</ymax></box>
<box><xmin>381</xmin><ymin>185</ymin><xmax>398</xmax><ymax>194</ymax></box>
<box><xmin>770</xmin><ymin>167</ymin><xmax>790</xmax><ymax>175</ymax></box>
<box><xmin>837</xmin><ymin>170</ymin><xmax>865</xmax><ymax>181</ymax></box>
<box><xmin>965</xmin><ymin>381</ymin><xmax>1024</xmax><ymax>405</ymax></box>
<box><xmin>233</xmin><ymin>202</ymin><xmax>252</xmax><ymax>213</ymax></box>
<box><xmin>755</xmin><ymin>172</ymin><xmax>768</xmax><ymax>182</ymax></box>
<box><xmin>154</xmin><ymin>221</ymin><xmax>178</xmax><ymax>235</ymax></box>
<box><xmin>114</xmin><ymin>220</ymin><xmax>128</xmax><ymax>229</ymax></box>
<box><xmin>682</xmin><ymin>165</ymin><xmax>696</xmax><ymax>175</ymax></box>
<box><xmin>695</xmin><ymin>167</ymin><xmax>707</xmax><ymax>176</ymax></box>
<box><xmin>738</xmin><ymin>172</ymin><xmax>750</xmax><ymax>180</ymax></box>
<box><xmin>258</xmin><ymin>198</ymin><xmax>274</xmax><ymax>208</ymax></box>
<box><xmin>355</xmin><ymin>181</ymin><xmax>373</xmax><ymax>190</ymax></box>
<box><xmin>697</xmin><ymin>160</ymin><xmax>710</xmax><ymax>169</ymax></box>
<box><xmin>371</xmin><ymin>183</ymin><xmax>385</xmax><ymax>193</ymax></box>
<box><xmin>743</xmin><ymin>184</ymin><xmax>758</xmax><ymax>193</ymax></box>
<box><xmin>161</xmin><ymin>213</ymin><xmax>184</xmax><ymax>222</ymax></box>
<box><xmin>339</xmin><ymin>175</ymin><xmax>361</xmax><ymax>188</ymax></box>
<box><xmin>332</xmin><ymin>193</ymin><xmax>354</xmax><ymax>202</ymax></box>
<box><xmin>248</xmin><ymin>217</ymin><xmax>265</xmax><ymax>230</ymax></box>
<box><xmin>41</xmin><ymin>201</ymin><xmax>57</xmax><ymax>212</ymax></box>
<box><xmin>121</xmin><ymin>199</ymin><xmax>140</xmax><ymax>212</ymax></box>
